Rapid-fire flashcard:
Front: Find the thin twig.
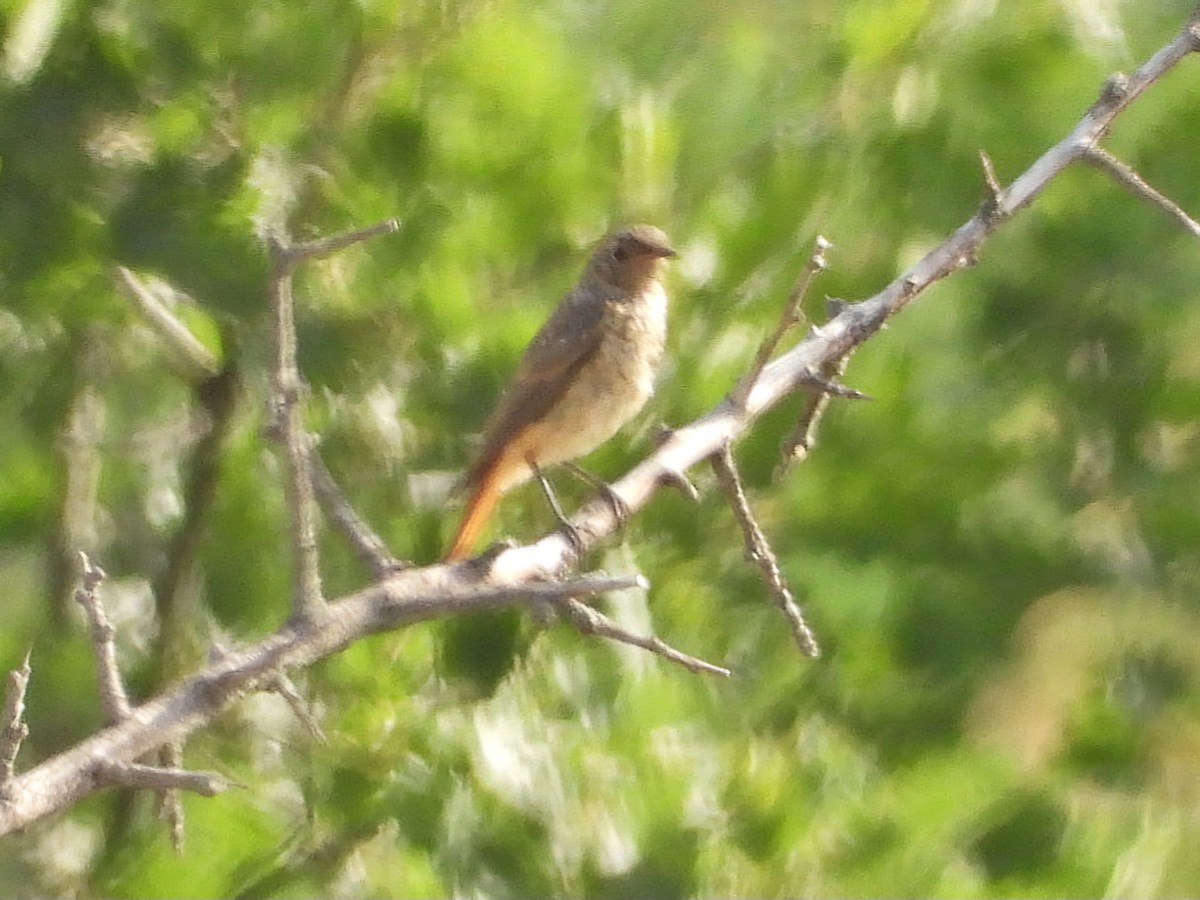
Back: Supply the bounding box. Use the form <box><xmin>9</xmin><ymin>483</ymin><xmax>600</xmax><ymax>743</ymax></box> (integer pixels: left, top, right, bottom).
<box><xmin>730</xmin><ymin>235</ymin><xmax>831</xmax><ymax>410</ymax></box>
<box><xmin>286</xmin><ymin>219</ymin><xmax>400</xmax><ymax>264</ymax></box>
<box><xmin>651</xmin><ymin>425</ymin><xmax>700</xmax><ymax>500</ymax></box>
<box><xmin>267</xmin><ymin>220</ymin><xmax>401</xmax><ymax>624</ymax></box>
<box><xmin>979</xmin><ymin>150</ymin><xmax>1004</xmax><ymax>206</ymax></box>
<box><xmin>97</xmin><ymin>760</ymin><xmax>231</xmax><ymax>797</ymax></box>
<box><xmin>711</xmin><ymin>444</ymin><xmax>820</xmax><ymax>657</ymax></box>
<box><xmin>656</xmin><ymin>467</ymin><xmax>700</xmax><ymax>501</ymax></box>
<box><xmin>779</xmin><ymin>353</ymin><xmax>859</xmax><ymax>468</ymax></box>
<box><xmin>155</xmin><ymin>742</ymin><xmax>186</xmax><ymax>852</ymax></box>
<box><xmin>268</xmin><ymin>672</ymin><xmax>327</xmax><ymax>743</ymax></box>
<box><xmin>267</xmin><ymin>235</ymin><xmax>328</xmax><ymax>626</ymax></box>
<box><xmin>0</xmin><ymin>650</ymin><xmax>32</xmax><ymax>800</ymax></box>
<box><xmin>4</xmin><ymin>11</ymin><xmax>1199</xmax><ymax>839</ymax></box>
<box><xmin>796</xmin><ymin>365</ymin><xmax>869</xmax><ymax>401</ymax></box>
<box><xmin>116</xmin><ymin>267</ymin><xmax>221</xmax><ymax>382</ymax></box>
<box><xmin>521</xmin><ymin>573</ymin><xmax>648</xmax><ymax>601</ymax></box>
<box><xmin>310</xmin><ymin>450</ymin><xmax>406</xmax><ymax>579</ymax></box>
<box><xmin>74</xmin><ymin>552</ymin><xmax>133</xmax><ymax>722</ymax></box>
<box><xmin>1081</xmin><ymin>146</ymin><xmax>1200</xmax><ymax>237</ymax></box>
<box><xmin>553</xmin><ymin>596</ymin><xmax>731</xmax><ymax>676</ymax></box>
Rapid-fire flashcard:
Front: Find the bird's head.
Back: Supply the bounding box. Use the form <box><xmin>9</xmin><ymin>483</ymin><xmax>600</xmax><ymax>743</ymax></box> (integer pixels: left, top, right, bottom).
<box><xmin>588</xmin><ymin>224</ymin><xmax>677</xmax><ymax>293</ymax></box>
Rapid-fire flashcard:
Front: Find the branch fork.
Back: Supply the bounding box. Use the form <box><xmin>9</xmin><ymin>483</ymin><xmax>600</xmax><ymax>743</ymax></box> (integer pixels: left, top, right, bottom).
<box><xmin>5</xmin><ymin>7</ymin><xmax>1198</xmax><ymax>841</ymax></box>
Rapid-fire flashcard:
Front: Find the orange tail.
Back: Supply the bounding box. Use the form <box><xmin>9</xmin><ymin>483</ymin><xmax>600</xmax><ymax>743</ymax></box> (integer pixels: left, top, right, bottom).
<box><xmin>444</xmin><ymin>473</ymin><xmax>504</xmax><ymax>561</ymax></box>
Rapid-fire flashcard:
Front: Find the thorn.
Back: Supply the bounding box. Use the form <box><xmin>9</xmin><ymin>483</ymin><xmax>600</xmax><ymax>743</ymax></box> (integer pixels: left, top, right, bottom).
<box><xmin>657</xmin><ymin>468</ymin><xmax>700</xmax><ymax>501</ymax></box>
<box><xmin>651</xmin><ymin>423</ymin><xmax>677</xmax><ymax>448</ymax></box>
<box><xmin>799</xmin><ymin>367</ymin><xmax>871</xmax><ymax>401</ymax></box>
<box><xmin>824</xmin><ymin>297</ymin><xmax>849</xmax><ymax>318</ymax></box>
<box><xmin>978</xmin><ymin>149</ymin><xmax>1003</xmax><ymax>204</ymax></box>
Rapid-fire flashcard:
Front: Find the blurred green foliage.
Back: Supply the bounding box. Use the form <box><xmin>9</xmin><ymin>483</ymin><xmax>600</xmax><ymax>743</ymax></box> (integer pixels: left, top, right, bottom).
<box><xmin>2</xmin><ymin>0</ymin><xmax>1199</xmax><ymax>895</ymax></box>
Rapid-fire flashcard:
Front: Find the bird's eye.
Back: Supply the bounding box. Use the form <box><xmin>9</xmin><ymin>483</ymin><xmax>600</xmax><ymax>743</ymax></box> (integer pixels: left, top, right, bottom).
<box><xmin>613</xmin><ymin>244</ymin><xmax>630</xmax><ymax>262</ymax></box>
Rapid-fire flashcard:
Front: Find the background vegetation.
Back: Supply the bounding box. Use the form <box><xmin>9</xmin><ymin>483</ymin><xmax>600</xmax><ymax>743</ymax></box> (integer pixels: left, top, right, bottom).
<box><xmin>2</xmin><ymin>0</ymin><xmax>1199</xmax><ymax>895</ymax></box>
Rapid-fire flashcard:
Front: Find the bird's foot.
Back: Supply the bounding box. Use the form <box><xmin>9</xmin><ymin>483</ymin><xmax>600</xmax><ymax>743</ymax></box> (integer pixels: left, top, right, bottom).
<box><xmin>563</xmin><ymin>462</ymin><xmax>630</xmax><ymax>530</ymax></box>
<box><xmin>529</xmin><ymin>460</ymin><xmax>589</xmax><ymax>558</ymax></box>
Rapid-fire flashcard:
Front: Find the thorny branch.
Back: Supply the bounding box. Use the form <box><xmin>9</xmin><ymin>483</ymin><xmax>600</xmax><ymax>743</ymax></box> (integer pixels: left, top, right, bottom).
<box><xmin>286</xmin><ymin>219</ymin><xmax>400</xmax><ymax>264</ymax></box>
<box><xmin>267</xmin><ymin>235</ymin><xmax>329</xmax><ymax>626</ymax></box>
<box><xmin>74</xmin><ymin>552</ymin><xmax>132</xmax><ymax>723</ymax></box>
<box><xmin>1081</xmin><ymin>146</ymin><xmax>1200</xmax><ymax>237</ymax></box>
<box><xmin>711</xmin><ymin>444</ymin><xmax>820</xmax><ymax>657</ymax></box>
<box><xmin>0</xmin><ymin>651</ymin><xmax>31</xmax><ymax>801</ymax></box>
<box><xmin>97</xmin><ymin>759</ymin><xmax>231</xmax><ymax>798</ymax></box>
<box><xmin>0</xmin><ymin>568</ymin><xmax>674</xmax><ymax>834</ymax></box>
<box><xmin>731</xmin><ymin>236</ymin><xmax>829</xmax><ymax>411</ymax></box>
<box><xmin>779</xmin><ymin>341</ymin><xmax>853</xmax><ymax>467</ymax></box>
<box><xmin>154</xmin><ymin>742</ymin><xmax>186</xmax><ymax>852</ymax></box>
<box><xmin>4</xmin><ymin>9</ymin><xmax>1198</xmax><ymax>841</ymax></box>
<box><xmin>553</xmin><ymin>596</ymin><xmax>731</xmax><ymax>676</ymax></box>
<box><xmin>310</xmin><ymin>450</ymin><xmax>406</xmax><ymax>579</ymax></box>
<box><xmin>265</xmin><ymin>218</ymin><xmax>401</xmax><ymax>626</ymax></box>
<box><xmin>266</xmin><ymin>671</ymin><xmax>327</xmax><ymax>743</ymax></box>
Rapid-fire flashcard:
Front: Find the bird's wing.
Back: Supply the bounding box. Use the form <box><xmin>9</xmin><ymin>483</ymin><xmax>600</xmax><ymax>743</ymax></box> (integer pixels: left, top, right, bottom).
<box><xmin>463</xmin><ymin>290</ymin><xmax>607</xmax><ymax>487</ymax></box>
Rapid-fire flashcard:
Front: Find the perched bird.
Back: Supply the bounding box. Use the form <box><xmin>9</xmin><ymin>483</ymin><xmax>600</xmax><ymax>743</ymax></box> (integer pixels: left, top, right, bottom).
<box><xmin>445</xmin><ymin>225</ymin><xmax>676</xmax><ymax>560</ymax></box>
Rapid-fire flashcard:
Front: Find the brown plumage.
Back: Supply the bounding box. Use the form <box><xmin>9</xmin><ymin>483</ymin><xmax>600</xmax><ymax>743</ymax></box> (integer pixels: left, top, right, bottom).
<box><xmin>445</xmin><ymin>225</ymin><xmax>676</xmax><ymax>560</ymax></box>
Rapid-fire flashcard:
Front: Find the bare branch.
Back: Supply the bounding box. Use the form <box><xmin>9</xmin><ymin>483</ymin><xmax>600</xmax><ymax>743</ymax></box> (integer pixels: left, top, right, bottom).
<box><xmin>155</xmin><ymin>742</ymin><xmax>186</xmax><ymax>852</ymax></box>
<box><xmin>711</xmin><ymin>444</ymin><xmax>820</xmax><ymax>658</ymax></box>
<box><xmin>115</xmin><ymin>267</ymin><xmax>221</xmax><ymax>382</ymax></box>
<box><xmin>311</xmin><ymin>450</ymin><xmax>407</xmax><ymax>578</ymax></box>
<box><xmin>266</xmin><ymin>219</ymin><xmax>400</xmax><ymax>625</ymax></box>
<box><xmin>285</xmin><ymin>218</ymin><xmax>400</xmax><ymax>265</ymax></box>
<box><xmin>651</xmin><ymin>425</ymin><xmax>700</xmax><ymax>500</ymax></box>
<box><xmin>979</xmin><ymin>150</ymin><xmax>1004</xmax><ymax>206</ymax></box>
<box><xmin>730</xmin><ymin>235</ymin><xmax>830</xmax><ymax>410</ymax></box>
<box><xmin>267</xmin><ymin>236</ymin><xmax>329</xmax><ymax>626</ymax></box>
<box><xmin>97</xmin><ymin>759</ymin><xmax>231</xmax><ymax>797</ymax></box>
<box><xmin>1081</xmin><ymin>146</ymin><xmax>1200</xmax><ymax>237</ymax></box>
<box><xmin>0</xmin><ymin>566</ymin><xmax>657</xmax><ymax>834</ymax></box>
<box><xmin>74</xmin><ymin>552</ymin><xmax>132</xmax><ymax>723</ymax></box>
<box><xmin>779</xmin><ymin>352</ymin><xmax>854</xmax><ymax>467</ymax></box>
<box><xmin>267</xmin><ymin>672</ymin><xmax>327</xmax><ymax>743</ymax></box>
<box><xmin>523</xmin><ymin>573</ymin><xmax>648</xmax><ymax>600</ymax></box>
<box><xmin>441</xmin><ymin>13</ymin><xmax>1200</xmax><ymax>626</ymax></box>
<box><xmin>3</xmin><ymin>5</ymin><xmax>1197</xmax><ymax>844</ymax></box>
<box><xmin>553</xmin><ymin>597</ymin><xmax>731</xmax><ymax>677</ymax></box>
<box><xmin>796</xmin><ymin>365</ymin><xmax>870</xmax><ymax>402</ymax></box>
<box><xmin>0</xmin><ymin>650</ymin><xmax>32</xmax><ymax>800</ymax></box>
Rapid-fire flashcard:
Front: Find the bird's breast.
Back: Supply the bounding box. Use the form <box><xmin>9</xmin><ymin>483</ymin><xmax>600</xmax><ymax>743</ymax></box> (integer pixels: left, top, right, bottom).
<box><xmin>511</xmin><ymin>281</ymin><xmax>667</xmax><ymax>474</ymax></box>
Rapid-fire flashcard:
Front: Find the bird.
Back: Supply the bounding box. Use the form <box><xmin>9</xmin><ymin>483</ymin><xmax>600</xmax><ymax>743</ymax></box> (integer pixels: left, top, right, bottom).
<box><xmin>444</xmin><ymin>224</ymin><xmax>676</xmax><ymax>561</ymax></box>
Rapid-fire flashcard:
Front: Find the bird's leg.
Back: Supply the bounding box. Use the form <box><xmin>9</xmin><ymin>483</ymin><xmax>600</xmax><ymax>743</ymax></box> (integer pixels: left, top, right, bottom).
<box><xmin>528</xmin><ymin>457</ymin><xmax>587</xmax><ymax>557</ymax></box>
<box><xmin>562</xmin><ymin>462</ymin><xmax>630</xmax><ymax>529</ymax></box>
